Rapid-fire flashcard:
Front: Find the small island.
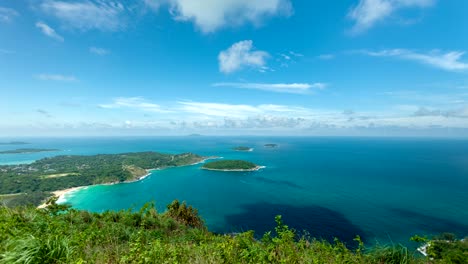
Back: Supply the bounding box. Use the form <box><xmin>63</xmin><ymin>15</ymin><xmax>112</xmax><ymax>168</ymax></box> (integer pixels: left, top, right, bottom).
<box><xmin>202</xmin><ymin>160</ymin><xmax>262</xmax><ymax>171</ymax></box>
<box><xmin>0</xmin><ymin>148</ymin><xmax>60</xmax><ymax>154</ymax></box>
<box><xmin>264</xmin><ymin>144</ymin><xmax>278</xmax><ymax>148</ymax></box>
<box><xmin>233</xmin><ymin>146</ymin><xmax>253</xmax><ymax>152</ymax></box>
<box><xmin>0</xmin><ymin>141</ymin><xmax>30</xmax><ymax>145</ymax></box>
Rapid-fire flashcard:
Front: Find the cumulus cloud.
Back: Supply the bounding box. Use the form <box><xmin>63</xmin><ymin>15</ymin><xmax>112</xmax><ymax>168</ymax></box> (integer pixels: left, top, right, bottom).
<box><xmin>0</xmin><ymin>7</ymin><xmax>18</xmax><ymax>23</ymax></box>
<box><xmin>99</xmin><ymin>97</ymin><xmax>170</xmax><ymax>113</ymax></box>
<box><xmin>348</xmin><ymin>0</ymin><xmax>435</xmax><ymax>34</ymax></box>
<box><xmin>89</xmin><ymin>46</ymin><xmax>110</xmax><ymax>55</ymax></box>
<box><xmin>218</xmin><ymin>40</ymin><xmax>270</xmax><ymax>73</ymax></box>
<box><xmin>213</xmin><ymin>82</ymin><xmax>326</xmax><ymax>94</ymax></box>
<box><xmin>40</xmin><ymin>0</ymin><xmax>126</xmax><ymax>31</ymax></box>
<box><xmin>361</xmin><ymin>49</ymin><xmax>468</xmax><ymax>72</ymax></box>
<box><xmin>35</xmin><ymin>21</ymin><xmax>64</xmax><ymax>42</ymax></box>
<box><xmin>164</xmin><ymin>0</ymin><xmax>292</xmax><ymax>33</ymax></box>
<box><xmin>35</xmin><ymin>74</ymin><xmax>77</xmax><ymax>81</ymax></box>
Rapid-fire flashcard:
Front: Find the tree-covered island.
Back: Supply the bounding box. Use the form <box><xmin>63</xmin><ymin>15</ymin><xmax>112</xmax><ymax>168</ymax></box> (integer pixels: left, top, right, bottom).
<box><xmin>0</xmin><ymin>141</ymin><xmax>30</xmax><ymax>145</ymax></box>
<box><xmin>0</xmin><ymin>152</ymin><xmax>205</xmax><ymax>207</ymax></box>
<box><xmin>264</xmin><ymin>143</ymin><xmax>278</xmax><ymax>148</ymax></box>
<box><xmin>0</xmin><ymin>148</ymin><xmax>60</xmax><ymax>154</ymax></box>
<box><xmin>233</xmin><ymin>146</ymin><xmax>253</xmax><ymax>151</ymax></box>
<box><xmin>202</xmin><ymin>160</ymin><xmax>261</xmax><ymax>171</ymax></box>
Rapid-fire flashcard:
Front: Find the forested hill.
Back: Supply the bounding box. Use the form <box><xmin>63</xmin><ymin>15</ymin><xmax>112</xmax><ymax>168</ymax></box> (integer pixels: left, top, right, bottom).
<box><xmin>0</xmin><ymin>152</ymin><xmax>205</xmax><ymax>207</ymax></box>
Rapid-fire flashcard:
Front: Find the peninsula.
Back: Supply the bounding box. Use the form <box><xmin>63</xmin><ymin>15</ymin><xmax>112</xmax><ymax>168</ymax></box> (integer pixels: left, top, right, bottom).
<box><xmin>0</xmin><ymin>148</ymin><xmax>60</xmax><ymax>154</ymax></box>
<box><xmin>233</xmin><ymin>146</ymin><xmax>253</xmax><ymax>152</ymax></box>
<box><xmin>0</xmin><ymin>151</ymin><xmax>206</xmax><ymax>207</ymax></box>
<box><xmin>202</xmin><ymin>160</ymin><xmax>262</xmax><ymax>171</ymax></box>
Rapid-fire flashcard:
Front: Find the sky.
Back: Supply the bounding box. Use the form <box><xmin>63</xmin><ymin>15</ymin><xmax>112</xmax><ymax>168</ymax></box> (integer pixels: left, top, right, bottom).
<box><xmin>1</xmin><ymin>0</ymin><xmax>468</xmax><ymax>137</ymax></box>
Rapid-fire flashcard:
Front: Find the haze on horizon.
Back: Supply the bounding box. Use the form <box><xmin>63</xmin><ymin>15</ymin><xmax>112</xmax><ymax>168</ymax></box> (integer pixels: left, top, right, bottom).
<box><xmin>1</xmin><ymin>0</ymin><xmax>468</xmax><ymax>137</ymax></box>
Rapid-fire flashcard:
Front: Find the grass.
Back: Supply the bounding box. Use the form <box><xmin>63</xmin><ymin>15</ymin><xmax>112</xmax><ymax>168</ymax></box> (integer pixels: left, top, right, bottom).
<box><xmin>0</xmin><ymin>200</ymin><xmax>464</xmax><ymax>263</ymax></box>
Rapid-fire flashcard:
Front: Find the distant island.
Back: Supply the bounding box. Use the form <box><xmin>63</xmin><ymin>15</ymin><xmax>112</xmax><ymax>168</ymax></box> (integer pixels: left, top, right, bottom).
<box><xmin>264</xmin><ymin>144</ymin><xmax>278</xmax><ymax>148</ymax></box>
<box><xmin>0</xmin><ymin>152</ymin><xmax>206</xmax><ymax>207</ymax></box>
<box><xmin>0</xmin><ymin>141</ymin><xmax>30</xmax><ymax>145</ymax></box>
<box><xmin>202</xmin><ymin>160</ymin><xmax>262</xmax><ymax>171</ymax></box>
<box><xmin>0</xmin><ymin>148</ymin><xmax>60</xmax><ymax>154</ymax></box>
<box><xmin>233</xmin><ymin>146</ymin><xmax>253</xmax><ymax>152</ymax></box>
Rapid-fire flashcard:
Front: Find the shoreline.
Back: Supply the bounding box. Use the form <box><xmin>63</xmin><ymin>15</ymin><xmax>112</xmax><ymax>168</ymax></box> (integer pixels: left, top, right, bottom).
<box><xmin>37</xmin><ymin>186</ymin><xmax>86</xmax><ymax>209</ymax></box>
<box><xmin>36</xmin><ymin>156</ymin><xmax>218</xmax><ymax>209</ymax></box>
<box><xmin>201</xmin><ymin>165</ymin><xmax>265</xmax><ymax>172</ymax></box>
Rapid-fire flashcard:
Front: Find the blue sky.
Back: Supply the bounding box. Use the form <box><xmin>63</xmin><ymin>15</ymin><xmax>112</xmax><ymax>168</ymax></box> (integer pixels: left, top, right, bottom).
<box><xmin>1</xmin><ymin>0</ymin><xmax>468</xmax><ymax>136</ymax></box>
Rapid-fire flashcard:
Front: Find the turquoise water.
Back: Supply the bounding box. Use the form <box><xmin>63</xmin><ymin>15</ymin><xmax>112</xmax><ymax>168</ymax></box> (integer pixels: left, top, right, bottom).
<box><xmin>1</xmin><ymin>137</ymin><xmax>468</xmax><ymax>247</ymax></box>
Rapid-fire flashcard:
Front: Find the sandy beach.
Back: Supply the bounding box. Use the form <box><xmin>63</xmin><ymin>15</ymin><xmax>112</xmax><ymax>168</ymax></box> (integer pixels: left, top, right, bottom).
<box><xmin>37</xmin><ymin>186</ymin><xmax>85</xmax><ymax>209</ymax></box>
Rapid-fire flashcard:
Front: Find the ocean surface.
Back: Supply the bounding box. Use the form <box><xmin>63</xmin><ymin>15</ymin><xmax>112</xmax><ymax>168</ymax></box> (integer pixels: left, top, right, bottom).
<box><xmin>1</xmin><ymin>137</ymin><xmax>467</xmax><ymax>247</ymax></box>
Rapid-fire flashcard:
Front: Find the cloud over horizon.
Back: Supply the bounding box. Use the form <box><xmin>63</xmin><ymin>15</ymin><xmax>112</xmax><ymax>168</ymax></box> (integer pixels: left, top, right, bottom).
<box><xmin>213</xmin><ymin>82</ymin><xmax>327</xmax><ymax>94</ymax></box>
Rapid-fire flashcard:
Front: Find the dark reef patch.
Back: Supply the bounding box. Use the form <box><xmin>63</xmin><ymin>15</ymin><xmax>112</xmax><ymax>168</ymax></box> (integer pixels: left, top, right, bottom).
<box><xmin>224</xmin><ymin>202</ymin><xmax>366</xmax><ymax>247</ymax></box>
<box><xmin>251</xmin><ymin>176</ymin><xmax>305</xmax><ymax>190</ymax></box>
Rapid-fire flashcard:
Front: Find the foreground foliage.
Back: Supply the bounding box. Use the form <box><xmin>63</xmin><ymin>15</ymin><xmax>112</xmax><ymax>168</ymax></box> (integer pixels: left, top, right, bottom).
<box><xmin>1</xmin><ymin>201</ymin><xmax>465</xmax><ymax>263</ymax></box>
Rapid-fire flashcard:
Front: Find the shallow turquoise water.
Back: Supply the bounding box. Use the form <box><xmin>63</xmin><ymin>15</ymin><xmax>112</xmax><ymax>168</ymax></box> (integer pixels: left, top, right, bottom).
<box><xmin>2</xmin><ymin>137</ymin><xmax>467</xmax><ymax>247</ymax></box>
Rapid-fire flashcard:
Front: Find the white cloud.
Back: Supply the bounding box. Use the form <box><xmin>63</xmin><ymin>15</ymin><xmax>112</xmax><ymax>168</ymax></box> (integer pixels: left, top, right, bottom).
<box><xmin>89</xmin><ymin>47</ymin><xmax>110</xmax><ymax>55</ymax></box>
<box><xmin>35</xmin><ymin>21</ymin><xmax>64</xmax><ymax>42</ymax></box>
<box><xmin>218</xmin><ymin>40</ymin><xmax>270</xmax><ymax>73</ymax></box>
<box><xmin>348</xmin><ymin>0</ymin><xmax>434</xmax><ymax>34</ymax></box>
<box><xmin>362</xmin><ymin>49</ymin><xmax>468</xmax><ymax>72</ymax></box>
<box><xmin>0</xmin><ymin>7</ymin><xmax>18</xmax><ymax>23</ymax></box>
<box><xmin>35</xmin><ymin>74</ymin><xmax>77</xmax><ymax>81</ymax></box>
<box><xmin>40</xmin><ymin>0</ymin><xmax>125</xmax><ymax>31</ymax></box>
<box><xmin>99</xmin><ymin>97</ymin><xmax>169</xmax><ymax>113</ymax></box>
<box><xmin>143</xmin><ymin>0</ymin><xmax>163</xmax><ymax>11</ymax></box>
<box><xmin>213</xmin><ymin>82</ymin><xmax>327</xmax><ymax>94</ymax></box>
<box><xmin>166</xmin><ymin>0</ymin><xmax>292</xmax><ymax>33</ymax></box>
<box><xmin>317</xmin><ymin>54</ymin><xmax>335</xmax><ymax>60</ymax></box>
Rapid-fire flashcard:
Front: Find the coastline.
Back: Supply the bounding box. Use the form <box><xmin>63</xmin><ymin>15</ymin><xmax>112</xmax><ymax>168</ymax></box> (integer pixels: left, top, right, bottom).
<box><xmin>201</xmin><ymin>165</ymin><xmax>265</xmax><ymax>172</ymax></box>
<box><xmin>37</xmin><ymin>186</ymin><xmax>86</xmax><ymax>209</ymax></box>
<box><xmin>36</xmin><ymin>156</ymin><xmax>217</xmax><ymax>209</ymax></box>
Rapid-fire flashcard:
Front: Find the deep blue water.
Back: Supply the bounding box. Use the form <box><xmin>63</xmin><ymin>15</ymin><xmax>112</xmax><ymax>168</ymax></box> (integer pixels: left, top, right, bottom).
<box><xmin>1</xmin><ymin>137</ymin><xmax>467</xmax><ymax>247</ymax></box>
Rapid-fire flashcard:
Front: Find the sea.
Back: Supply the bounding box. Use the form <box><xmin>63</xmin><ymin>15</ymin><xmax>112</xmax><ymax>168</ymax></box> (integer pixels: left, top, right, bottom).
<box><xmin>1</xmin><ymin>137</ymin><xmax>467</xmax><ymax>248</ymax></box>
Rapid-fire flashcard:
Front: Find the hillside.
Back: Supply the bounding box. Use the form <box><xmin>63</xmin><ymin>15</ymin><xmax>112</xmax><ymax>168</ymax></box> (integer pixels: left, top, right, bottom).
<box><xmin>0</xmin><ymin>200</ymin><xmax>464</xmax><ymax>263</ymax></box>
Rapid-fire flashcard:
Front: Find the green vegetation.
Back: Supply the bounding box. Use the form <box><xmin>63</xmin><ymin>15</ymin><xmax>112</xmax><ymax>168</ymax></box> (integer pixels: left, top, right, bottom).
<box><xmin>0</xmin><ymin>200</ymin><xmax>464</xmax><ymax>263</ymax></box>
<box><xmin>0</xmin><ymin>141</ymin><xmax>29</xmax><ymax>145</ymax></box>
<box><xmin>264</xmin><ymin>144</ymin><xmax>278</xmax><ymax>148</ymax></box>
<box><xmin>421</xmin><ymin>233</ymin><xmax>468</xmax><ymax>263</ymax></box>
<box><xmin>0</xmin><ymin>152</ymin><xmax>204</xmax><ymax>207</ymax></box>
<box><xmin>0</xmin><ymin>148</ymin><xmax>60</xmax><ymax>154</ymax></box>
<box><xmin>233</xmin><ymin>146</ymin><xmax>253</xmax><ymax>151</ymax></box>
<box><xmin>202</xmin><ymin>160</ymin><xmax>258</xmax><ymax>171</ymax></box>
